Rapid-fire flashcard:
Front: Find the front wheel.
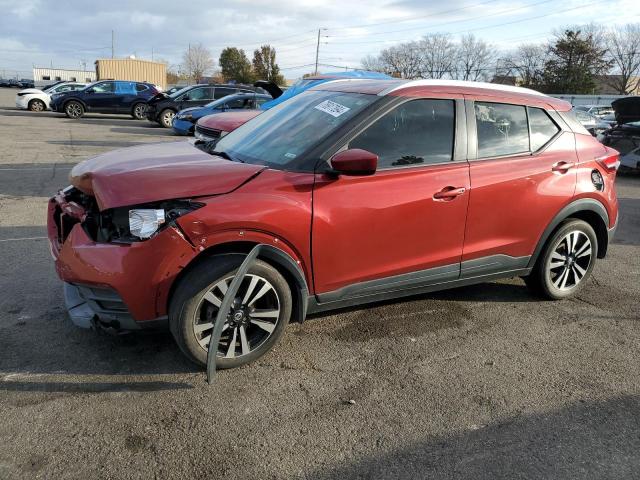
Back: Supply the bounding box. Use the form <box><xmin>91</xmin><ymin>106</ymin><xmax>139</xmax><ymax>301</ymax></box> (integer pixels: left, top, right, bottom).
<box><xmin>131</xmin><ymin>103</ymin><xmax>147</xmax><ymax>120</ymax></box>
<box><xmin>28</xmin><ymin>99</ymin><xmax>46</xmax><ymax>111</ymax></box>
<box><xmin>525</xmin><ymin>219</ymin><xmax>597</xmax><ymax>299</ymax></box>
<box><xmin>159</xmin><ymin>108</ymin><xmax>175</xmax><ymax>128</ymax></box>
<box><xmin>64</xmin><ymin>100</ymin><xmax>84</xmax><ymax>118</ymax></box>
<box><xmin>169</xmin><ymin>255</ymin><xmax>292</xmax><ymax>368</ymax></box>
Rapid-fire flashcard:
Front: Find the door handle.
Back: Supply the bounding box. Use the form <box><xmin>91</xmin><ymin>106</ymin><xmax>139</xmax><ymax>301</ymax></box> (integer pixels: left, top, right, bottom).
<box><xmin>552</xmin><ymin>161</ymin><xmax>575</xmax><ymax>173</ymax></box>
<box><xmin>433</xmin><ymin>186</ymin><xmax>466</xmax><ymax>200</ymax></box>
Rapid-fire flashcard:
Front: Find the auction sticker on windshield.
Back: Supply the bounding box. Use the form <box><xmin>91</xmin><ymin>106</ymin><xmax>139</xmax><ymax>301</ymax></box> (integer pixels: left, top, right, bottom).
<box><xmin>314</xmin><ymin>100</ymin><xmax>351</xmax><ymax>118</ymax></box>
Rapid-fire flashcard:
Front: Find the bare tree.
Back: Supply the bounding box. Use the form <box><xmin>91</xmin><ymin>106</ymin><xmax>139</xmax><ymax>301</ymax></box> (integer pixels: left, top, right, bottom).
<box><xmin>418</xmin><ymin>33</ymin><xmax>456</xmax><ymax>79</ymax></box>
<box><xmin>361</xmin><ymin>54</ymin><xmax>386</xmax><ymax>73</ymax></box>
<box><xmin>454</xmin><ymin>34</ymin><xmax>494</xmax><ymax>81</ymax></box>
<box><xmin>503</xmin><ymin>43</ymin><xmax>548</xmax><ymax>88</ymax></box>
<box><xmin>182</xmin><ymin>43</ymin><xmax>215</xmax><ymax>81</ymax></box>
<box><xmin>378</xmin><ymin>42</ymin><xmax>423</xmax><ymax>78</ymax></box>
<box><xmin>606</xmin><ymin>23</ymin><xmax>640</xmax><ymax>94</ymax></box>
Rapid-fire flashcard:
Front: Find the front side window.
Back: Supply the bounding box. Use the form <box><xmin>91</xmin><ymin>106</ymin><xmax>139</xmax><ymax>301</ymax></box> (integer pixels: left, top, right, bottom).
<box><xmin>186</xmin><ymin>87</ymin><xmax>212</xmax><ymax>101</ymax></box>
<box><xmin>528</xmin><ymin>107</ymin><xmax>560</xmax><ymax>151</ymax></box>
<box><xmin>92</xmin><ymin>82</ymin><xmax>115</xmax><ymax>93</ymax></box>
<box><xmin>214</xmin><ymin>90</ymin><xmax>377</xmax><ymax>168</ymax></box>
<box><xmin>224</xmin><ymin>97</ymin><xmax>253</xmax><ymax>109</ymax></box>
<box><xmin>475</xmin><ymin>102</ymin><xmax>529</xmax><ymax>158</ymax></box>
<box><xmin>349</xmin><ymin>99</ymin><xmax>455</xmax><ymax>168</ymax></box>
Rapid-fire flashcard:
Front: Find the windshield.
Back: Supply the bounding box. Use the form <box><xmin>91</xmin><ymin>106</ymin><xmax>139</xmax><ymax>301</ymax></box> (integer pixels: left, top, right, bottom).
<box><xmin>213</xmin><ymin>90</ymin><xmax>376</xmax><ymax>168</ymax></box>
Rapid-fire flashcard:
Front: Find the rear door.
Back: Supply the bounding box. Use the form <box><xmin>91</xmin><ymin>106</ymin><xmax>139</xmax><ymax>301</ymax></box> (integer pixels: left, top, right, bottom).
<box><xmin>312</xmin><ymin>97</ymin><xmax>471</xmax><ymax>299</ymax></box>
<box><xmin>462</xmin><ymin>98</ymin><xmax>577</xmax><ymax>274</ymax></box>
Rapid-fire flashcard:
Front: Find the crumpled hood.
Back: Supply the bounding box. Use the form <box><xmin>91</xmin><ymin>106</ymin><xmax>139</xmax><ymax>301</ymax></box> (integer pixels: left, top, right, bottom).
<box><xmin>69</xmin><ymin>141</ymin><xmax>266</xmax><ymax>210</ymax></box>
<box><xmin>198</xmin><ymin>110</ymin><xmax>262</xmax><ymax>132</ymax></box>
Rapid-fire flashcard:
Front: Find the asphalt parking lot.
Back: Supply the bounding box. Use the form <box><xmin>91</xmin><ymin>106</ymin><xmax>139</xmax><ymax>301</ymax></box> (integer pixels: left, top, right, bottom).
<box><xmin>1</xmin><ymin>86</ymin><xmax>639</xmax><ymax>479</ymax></box>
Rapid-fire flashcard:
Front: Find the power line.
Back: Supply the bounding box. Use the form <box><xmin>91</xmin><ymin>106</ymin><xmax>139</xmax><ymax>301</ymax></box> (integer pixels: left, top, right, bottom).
<box><xmin>327</xmin><ymin>0</ymin><xmax>556</xmax><ymax>39</ymax></box>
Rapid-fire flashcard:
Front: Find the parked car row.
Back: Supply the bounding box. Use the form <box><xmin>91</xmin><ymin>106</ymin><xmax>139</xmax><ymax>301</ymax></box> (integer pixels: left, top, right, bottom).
<box><xmin>16</xmin><ymin>81</ymin><xmax>86</xmax><ymax>111</ymax></box>
<box><xmin>47</xmin><ymin>76</ymin><xmax>621</xmax><ymax>370</ymax></box>
<box><xmin>1</xmin><ymin>78</ymin><xmax>34</xmax><ymax>88</ymax></box>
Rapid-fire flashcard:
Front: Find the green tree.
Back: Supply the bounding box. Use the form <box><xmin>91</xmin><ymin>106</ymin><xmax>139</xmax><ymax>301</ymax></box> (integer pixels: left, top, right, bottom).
<box><xmin>252</xmin><ymin>45</ymin><xmax>286</xmax><ymax>85</ymax></box>
<box><xmin>540</xmin><ymin>30</ymin><xmax>612</xmax><ymax>93</ymax></box>
<box><xmin>219</xmin><ymin>47</ymin><xmax>254</xmax><ymax>83</ymax></box>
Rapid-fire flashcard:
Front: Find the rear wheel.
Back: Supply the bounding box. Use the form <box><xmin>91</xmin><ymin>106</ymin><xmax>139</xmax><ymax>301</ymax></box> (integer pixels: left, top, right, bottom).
<box><xmin>64</xmin><ymin>100</ymin><xmax>84</xmax><ymax>118</ymax></box>
<box><xmin>525</xmin><ymin>219</ymin><xmax>597</xmax><ymax>299</ymax></box>
<box><xmin>131</xmin><ymin>103</ymin><xmax>147</xmax><ymax>120</ymax></box>
<box><xmin>169</xmin><ymin>255</ymin><xmax>292</xmax><ymax>368</ymax></box>
<box><xmin>159</xmin><ymin>108</ymin><xmax>175</xmax><ymax>128</ymax></box>
<box><xmin>28</xmin><ymin>99</ymin><xmax>46</xmax><ymax>111</ymax></box>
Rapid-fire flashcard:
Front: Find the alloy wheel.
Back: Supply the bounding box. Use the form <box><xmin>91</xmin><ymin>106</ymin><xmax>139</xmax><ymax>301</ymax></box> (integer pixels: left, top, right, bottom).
<box><xmin>162</xmin><ymin>110</ymin><xmax>175</xmax><ymax>127</ymax></box>
<box><xmin>192</xmin><ymin>274</ymin><xmax>281</xmax><ymax>358</ymax></box>
<box><xmin>133</xmin><ymin>104</ymin><xmax>147</xmax><ymax>119</ymax></box>
<box><xmin>30</xmin><ymin>100</ymin><xmax>45</xmax><ymax>111</ymax></box>
<box><xmin>546</xmin><ymin>230</ymin><xmax>592</xmax><ymax>291</ymax></box>
<box><xmin>66</xmin><ymin>102</ymin><xmax>82</xmax><ymax>118</ymax></box>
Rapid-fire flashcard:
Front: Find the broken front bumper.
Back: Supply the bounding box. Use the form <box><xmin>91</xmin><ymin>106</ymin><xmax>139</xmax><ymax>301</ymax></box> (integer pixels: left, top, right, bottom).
<box><xmin>48</xmin><ymin>196</ymin><xmax>199</xmax><ymax>330</ymax></box>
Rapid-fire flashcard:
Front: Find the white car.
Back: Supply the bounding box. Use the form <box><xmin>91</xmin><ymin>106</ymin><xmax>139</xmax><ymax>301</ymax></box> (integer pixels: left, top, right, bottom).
<box><xmin>15</xmin><ymin>82</ymin><xmax>86</xmax><ymax>111</ymax></box>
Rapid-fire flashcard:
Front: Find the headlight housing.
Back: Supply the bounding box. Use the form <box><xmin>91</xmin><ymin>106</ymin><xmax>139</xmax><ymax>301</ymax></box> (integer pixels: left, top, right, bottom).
<box><xmin>84</xmin><ymin>200</ymin><xmax>204</xmax><ymax>243</ymax></box>
<box><xmin>177</xmin><ymin>114</ymin><xmax>192</xmax><ymax>120</ymax></box>
<box><xmin>129</xmin><ymin>209</ymin><xmax>166</xmax><ymax>239</ymax></box>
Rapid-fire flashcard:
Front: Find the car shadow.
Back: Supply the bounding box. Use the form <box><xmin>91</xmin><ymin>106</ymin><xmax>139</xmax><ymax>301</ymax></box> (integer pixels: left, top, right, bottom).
<box><xmin>613</xmin><ymin>197</ymin><xmax>640</xmax><ymax>246</ymax></box>
<box><xmin>307</xmin><ymin>395</ymin><xmax>640</xmax><ymax>479</ymax></box>
<box><xmin>110</xmin><ymin>126</ymin><xmax>175</xmax><ymax>136</ymax></box>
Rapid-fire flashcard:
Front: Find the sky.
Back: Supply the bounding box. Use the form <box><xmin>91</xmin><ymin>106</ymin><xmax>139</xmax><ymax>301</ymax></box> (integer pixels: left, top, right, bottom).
<box><xmin>0</xmin><ymin>0</ymin><xmax>638</xmax><ymax>81</ymax></box>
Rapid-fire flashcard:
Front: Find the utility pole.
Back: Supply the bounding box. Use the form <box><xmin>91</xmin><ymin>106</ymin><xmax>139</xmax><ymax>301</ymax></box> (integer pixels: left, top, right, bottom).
<box><xmin>314</xmin><ymin>29</ymin><xmax>321</xmax><ymax>75</ymax></box>
<box><xmin>111</xmin><ymin>30</ymin><xmax>114</xmax><ymax>58</ymax></box>
<box><xmin>151</xmin><ymin>47</ymin><xmax>154</xmax><ymax>62</ymax></box>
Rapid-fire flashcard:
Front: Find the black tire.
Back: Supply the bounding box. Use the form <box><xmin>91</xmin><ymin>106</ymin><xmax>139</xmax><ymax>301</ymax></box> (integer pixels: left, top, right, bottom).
<box><xmin>169</xmin><ymin>254</ymin><xmax>292</xmax><ymax>369</ymax></box>
<box><xmin>159</xmin><ymin>108</ymin><xmax>175</xmax><ymax>128</ymax></box>
<box><xmin>131</xmin><ymin>103</ymin><xmax>147</xmax><ymax>120</ymax></box>
<box><xmin>524</xmin><ymin>219</ymin><xmax>598</xmax><ymax>300</ymax></box>
<box><xmin>28</xmin><ymin>99</ymin><xmax>46</xmax><ymax>112</ymax></box>
<box><xmin>64</xmin><ymin>100</ymin><xmax>84</xmax><ymax>118</ymax></box>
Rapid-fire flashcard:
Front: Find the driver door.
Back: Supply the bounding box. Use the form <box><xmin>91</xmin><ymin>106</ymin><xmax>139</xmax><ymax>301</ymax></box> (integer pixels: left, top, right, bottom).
<box><xmin>84</xmin><ymin>81</ymin><xmax>115</xmax><ymax>112</ymax></box>
<box><xmin>312</xmin><ymin>97</ymin><xmax>470</xmax><ymax>299</ymax></box>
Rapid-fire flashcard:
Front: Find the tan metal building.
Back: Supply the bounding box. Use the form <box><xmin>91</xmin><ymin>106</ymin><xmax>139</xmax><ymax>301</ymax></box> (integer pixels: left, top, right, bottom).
<box><xmin>95</xmin><ymin>58</ymin><xmax>167</xmax><ymax>90</ymax></box>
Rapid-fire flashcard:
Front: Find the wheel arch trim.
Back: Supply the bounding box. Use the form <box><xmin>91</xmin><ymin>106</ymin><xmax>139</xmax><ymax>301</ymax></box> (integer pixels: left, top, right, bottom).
<box><xmin>529</xmin><ymin>198</ymin><xmax>610</xmax><ymax>268</ymax></box>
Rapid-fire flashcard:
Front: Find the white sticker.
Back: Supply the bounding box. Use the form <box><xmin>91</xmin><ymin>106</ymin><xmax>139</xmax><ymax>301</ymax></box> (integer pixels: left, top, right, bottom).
<box><xmin>284</xmin><ymin>152</ymin><xmax>297</xmax><ymax>159</ymax></box>
<box><xmin>314</xmin><ymin>100</ymin><xmax>351</xmax><ymax>118</ymax></box>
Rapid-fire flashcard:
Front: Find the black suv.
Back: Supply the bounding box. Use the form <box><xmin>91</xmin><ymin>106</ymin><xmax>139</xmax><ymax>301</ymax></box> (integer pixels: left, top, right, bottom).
<box><xmin>49</xmin><ymin>80</ymin><xmax>159</xmax><ymax>119</ymax></box>
<box><xmin>146</xmin><ymin>84</ymin><xmax>262</xmax><ymax>128</ymax></box>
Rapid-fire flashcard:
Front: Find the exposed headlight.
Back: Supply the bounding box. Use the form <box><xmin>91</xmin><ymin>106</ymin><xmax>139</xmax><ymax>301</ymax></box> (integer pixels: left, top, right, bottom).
<box><xmin>129</xmin><ymin>209</ymin><xmax>165</xmax><ymax>239</ymax></box>
<box><xmin>178</xmin><ymin>114</ymin><xmax>193</xmax><ymax>120</ymax></box>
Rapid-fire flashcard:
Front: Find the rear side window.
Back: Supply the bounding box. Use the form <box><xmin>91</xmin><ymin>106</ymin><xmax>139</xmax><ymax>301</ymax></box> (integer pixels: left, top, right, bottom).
<box><xmin>214</xmin><ymin>87</ymin><xmax>237</xmax><ymax>99</ymax></box>
<box><xmin>349</xmin><ymin>99</ymin><xmax>455</xmax><ymax>169</ymax></box>
<box><xmin>475</xmin><ymin>102</ymin><xmax>529</xmax><ymax>158</ymax></box>
<box><xmin>528</xmin><ymin>108</ymin><xmax>560</xmax><ymax>151</ymax></box>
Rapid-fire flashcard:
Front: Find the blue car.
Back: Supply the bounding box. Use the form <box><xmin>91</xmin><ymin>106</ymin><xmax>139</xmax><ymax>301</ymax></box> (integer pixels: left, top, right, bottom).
<box><xmin>172</xmin><ymin>92</ymin><xmax>272</xmax><ymax>135</ymax></box>
<box><xmin>49</xmin><ymin>80</ymin><xmax>159</xmax><ymax>119</ymax></box>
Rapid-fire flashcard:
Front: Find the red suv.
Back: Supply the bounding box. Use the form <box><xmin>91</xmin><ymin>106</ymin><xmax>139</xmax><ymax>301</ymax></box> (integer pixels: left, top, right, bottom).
<box><xmin>48</xmin><ymin>79</ymin><xmax>620</xmax><ymax>368</ymax></box>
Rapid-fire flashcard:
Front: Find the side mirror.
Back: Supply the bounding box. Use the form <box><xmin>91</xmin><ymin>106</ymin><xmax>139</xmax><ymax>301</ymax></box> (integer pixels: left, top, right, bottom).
<box><xmin>85</xmin><ymin>88</ymin><xmax>94</xmax><ymax>94</ymax></box>
<box><xmin>330</xmin><ymin>149</ymin><xmax>378</xmax><ymax>176</ymax></box>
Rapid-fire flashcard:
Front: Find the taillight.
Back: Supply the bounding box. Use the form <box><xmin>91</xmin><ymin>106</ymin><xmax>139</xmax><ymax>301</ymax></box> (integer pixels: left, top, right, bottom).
<box><xmin>597</xmin><ymin>149</ymin><xmax>620</xmax><ymax>173</ymax></box>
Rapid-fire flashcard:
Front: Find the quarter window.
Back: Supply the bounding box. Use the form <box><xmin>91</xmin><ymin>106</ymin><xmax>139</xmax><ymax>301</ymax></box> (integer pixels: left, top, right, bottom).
<box><xmin>528</xmin><ymin>107</ymin><xmax>560</xmax><ymax>151</ymax></box>
<box><xmin>475</xmin><ymin>102</ymin><xmax>529</xmax><ymax>158</ymax></box>
<box><xmin>349</xmin><ymin>99</ymin><xmax>455</xmax><ymax>169</ymax></box>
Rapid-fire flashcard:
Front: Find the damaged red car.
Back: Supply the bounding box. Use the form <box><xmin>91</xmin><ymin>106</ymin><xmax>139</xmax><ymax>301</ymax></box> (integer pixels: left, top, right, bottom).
<box><xmin>48</xmin><ymin>79</ymin><xmax>620</xmax><ymax>368</ymax></box>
